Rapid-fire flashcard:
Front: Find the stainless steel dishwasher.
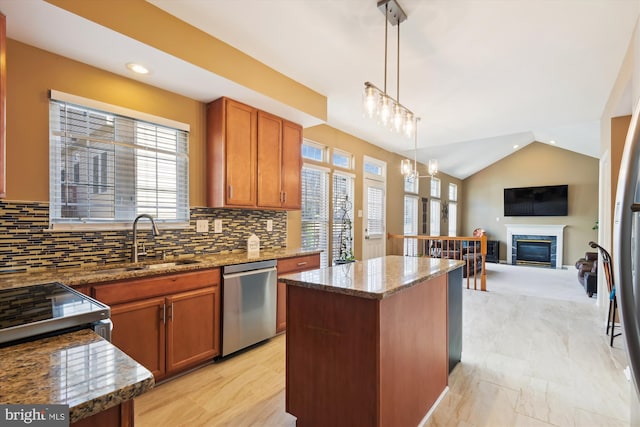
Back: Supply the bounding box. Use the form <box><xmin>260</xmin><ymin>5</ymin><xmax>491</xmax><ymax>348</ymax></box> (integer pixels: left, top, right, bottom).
<box><xmin>222</xmin><ymin>259</ymin><xmax>277</xmax><ymax>357</ymax></box>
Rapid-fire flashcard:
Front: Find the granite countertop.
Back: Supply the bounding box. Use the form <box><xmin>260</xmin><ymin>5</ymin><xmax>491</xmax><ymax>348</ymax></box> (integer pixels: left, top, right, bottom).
<box><xmin>280</xmin><ymin>255</ymin><xmax>465</xmax><ymax>299</ymax></box>
<box><xmin>0</xmin><ymin>329</ymin><xmax>154</xmax><ymax>423</ymax></box>
<box><xmin>0</xmin><ymin>248</ymin><xmax>321</xmax><ymax>290</ymax></box>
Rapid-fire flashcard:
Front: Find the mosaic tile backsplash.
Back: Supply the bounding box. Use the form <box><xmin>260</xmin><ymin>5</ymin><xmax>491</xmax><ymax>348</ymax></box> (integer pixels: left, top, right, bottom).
<box><xmin>0</xmin><ymin>201</ymin><xmax>287</xmax><ymax>274</ymax></box>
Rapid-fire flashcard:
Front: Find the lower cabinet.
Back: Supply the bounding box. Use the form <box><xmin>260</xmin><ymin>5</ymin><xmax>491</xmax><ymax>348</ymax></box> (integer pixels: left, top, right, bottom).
<box><xmin>93</xmin><ymin>268</ymin><xmax>220</xmax><ymax>381</ymax></box>
<box><xmin>276</xmin><ymin>253</ymin><xmax>320</xmax><ymax>333</ymax></box>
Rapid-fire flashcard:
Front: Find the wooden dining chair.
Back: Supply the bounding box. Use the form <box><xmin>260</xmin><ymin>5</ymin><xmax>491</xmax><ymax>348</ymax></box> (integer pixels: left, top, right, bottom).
<box><xmin>589</xmin><ymin>241</ymin><xmax>621</xmax><ymax>346</ymax></box>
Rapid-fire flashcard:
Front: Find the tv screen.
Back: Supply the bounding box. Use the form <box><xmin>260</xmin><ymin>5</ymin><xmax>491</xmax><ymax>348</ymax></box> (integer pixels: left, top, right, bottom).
<box><xmin>504</xmin><ymin>185</ymin><xmax>568</xmax><ymax>216</ymax></box>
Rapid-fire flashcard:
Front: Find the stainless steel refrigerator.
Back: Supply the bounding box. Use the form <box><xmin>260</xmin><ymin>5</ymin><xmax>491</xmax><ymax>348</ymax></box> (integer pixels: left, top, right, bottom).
<box><xmin>614</xmin><ymin>101</ymin><xmax>640</xmax><ymax>427</ymax></box>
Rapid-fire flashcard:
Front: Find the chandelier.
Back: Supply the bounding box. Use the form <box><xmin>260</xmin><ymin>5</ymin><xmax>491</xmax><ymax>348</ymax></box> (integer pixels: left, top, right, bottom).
<box><xmin>401</xmin><ymin>118</ymin><xmax>438</xmax><ymax>179</ymax></box>
<box><xmin>362</xmin><ymin>0</ymin><xmax>415</xmax><ymax>138</ymax></box>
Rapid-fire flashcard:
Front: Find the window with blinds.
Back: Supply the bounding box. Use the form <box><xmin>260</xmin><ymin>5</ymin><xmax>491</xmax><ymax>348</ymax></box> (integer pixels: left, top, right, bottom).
<box><xmin>367</xmin><ymin>185</ymin><xmax>385</xmax><ymax>238</ymax></box>
<box><xmin>404</xmin><ymin>195</ymin><xmax>418</xmax><ymax>256</ymax></box>
<box><xmin>49</xmin><ymin>92</ymin><xmax>189</xmax><ymax>229</ymax></box>
<box><xmin>430</xmin><ymin>177</ymin><xmax>441</xmax><ymax>235</ymax></box>
<box><xmin>430</xmin><ymin>199</ymin><xmax>441</xmax><ymax>236</ymax></box>
<box><xmin>448</xmin><ymin>183</ymin><xmax>458</xmax><ymax>236</ymax></box>
<box><xmin>332</xmin><ymin>172</ymin><xmax>355</xmax><ymax>263</ymax></box>
<box><xmin>301</xmin><ymin>165</ymin><xmax>329</xmax><ymax>267</ymax></box>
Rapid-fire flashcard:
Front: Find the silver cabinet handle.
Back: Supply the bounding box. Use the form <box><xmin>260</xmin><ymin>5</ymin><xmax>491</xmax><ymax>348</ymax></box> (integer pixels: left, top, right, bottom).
<box><xmin>297</xmin><ymin>261</ymin><xmax>307</xmax><ymax>267</ymax></box>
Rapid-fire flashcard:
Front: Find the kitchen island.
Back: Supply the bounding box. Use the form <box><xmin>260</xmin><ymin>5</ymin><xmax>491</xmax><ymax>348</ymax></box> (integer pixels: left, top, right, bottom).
<box><xmin>0</xmin><ymin>329</ymin><xmax>154</xmax><ymax>426</ymax></box>
<box><xmin>280</xmin><ymin>255</ymin><xmax>464</xmax><ymax>427</ymax></box>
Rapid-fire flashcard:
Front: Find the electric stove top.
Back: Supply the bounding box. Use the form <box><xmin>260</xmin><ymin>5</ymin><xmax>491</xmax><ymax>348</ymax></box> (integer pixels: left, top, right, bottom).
<box><xmin>0</xmin><ymin>282</ymin><xmax>110</xmax><ymax>346</ymax></box>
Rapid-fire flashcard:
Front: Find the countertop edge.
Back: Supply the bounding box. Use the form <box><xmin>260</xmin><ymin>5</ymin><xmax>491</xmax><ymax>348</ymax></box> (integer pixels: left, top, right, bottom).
<box><xmin>70</xmin><ymin>375</ymin><xmax>155</xmax><ymax>423</ymax></box>
<box><xmin>0</xmin><ymin>249</ymin><xmax>322</xmax><ymax>290</ymax></box>
<box><xmin>281</xmin><ymin>257</ymin><xmax>465</xmax><ymax>299</ymax></box>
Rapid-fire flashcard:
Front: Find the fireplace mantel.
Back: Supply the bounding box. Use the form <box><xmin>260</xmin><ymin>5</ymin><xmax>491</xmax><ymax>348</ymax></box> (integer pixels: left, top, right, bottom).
<box><xmin>505</xmin><ymin>224</ymin><xmax>566</xmax><ymax>268</ymax></box>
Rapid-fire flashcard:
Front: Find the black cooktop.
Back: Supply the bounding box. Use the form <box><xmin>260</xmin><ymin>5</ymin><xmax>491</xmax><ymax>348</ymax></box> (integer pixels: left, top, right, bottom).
<box><xmin>0</xmin><ymin>282</ymin><xmax>110</xmax><ymax>345</ymax></box>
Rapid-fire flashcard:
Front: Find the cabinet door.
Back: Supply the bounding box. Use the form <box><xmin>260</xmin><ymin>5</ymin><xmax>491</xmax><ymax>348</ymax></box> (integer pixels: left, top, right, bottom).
<box><xmin>257</xmin><ymin>111</ymin><xmax>283</xmax><ymax>208</ymax></box>
<box><xmin>166</xmin><ymin>286</ymin><xmax>219</xmax><ymax>375</ymax></box>
<box><xmin>225</xmin><ymin>99</ymin><xmax>257</xmax><ymax>207</ymax></box>
<box><xmin>281</xmin><ymin>120</ymin><xmax>302</xmax><ymax>209</ymax></box>
<box><xmin>110</xmin><ymin>297</ymin><xmax>166</xmax><ymax>380</ymax></box>
<box><xmin>0</xmin><ymin>13</ymin><xmax>5</xmax><ymax>198</ymax></box>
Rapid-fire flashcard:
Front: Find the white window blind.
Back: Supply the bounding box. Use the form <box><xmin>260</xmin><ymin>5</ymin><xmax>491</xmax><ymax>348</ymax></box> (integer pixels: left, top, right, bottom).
<box><xmin>49</xmin><ymin>94</ymin><xmax>189</xmax><ymax>228</ymax></box>
<box><xmin>430</xmin><ymin>199</ymin><xmax>441</xmax><ymax>236</ymax></box>
<box><xmin>301</xmin><ymin>166</ymin><xmax>329</xmax><ymax>267</ymax></box>
<box><xmin>448</xmin><ymin>202</ymin><xmax>457</xmax><ymax>236</ymax></box>
<box><xmin>430</xmin><ymin>177</ymin><xmax>441</xmax><ymax>198</ymax></box>
<box><xmin>332</xmin><ymin>172</ymin><xmax>355</xmax><ymax>263</ymax></box>
<box><xmin>449</xmin><ymin>183</ymin><xmax>458</xmax><ymax>201</ymax></box>
<box><xmin>367</xmin><ymin>185</ymin><xmax>385</xmax><ymax>239</ymax></box>
<box><xmin>404</xmin><ymin>195</ymin><xmax>418</xmax><ymax>256</ymax></box>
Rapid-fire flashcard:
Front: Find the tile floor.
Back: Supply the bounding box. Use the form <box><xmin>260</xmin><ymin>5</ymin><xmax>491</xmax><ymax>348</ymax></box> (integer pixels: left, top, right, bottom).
<box><xmin>426</xmin><ymin>263</ymin><xmax>633</xmax><ymax>427</ymax></box>
<box><xmin>136</xmin><ymin>263</ymin><xmax>636</xmax><ymax>426</ymax></box>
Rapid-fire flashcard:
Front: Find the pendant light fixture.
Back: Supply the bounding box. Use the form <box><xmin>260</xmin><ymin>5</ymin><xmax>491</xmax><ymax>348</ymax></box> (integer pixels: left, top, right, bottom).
<box><xmin>363</xmin><ymin>0</ymin><xmax>415</xmax><ymax>138</ymax></box>
<box><xmin>401</xmin><ymin>118</ymin><xmax>438</xmax><ymax>179</ymax></box>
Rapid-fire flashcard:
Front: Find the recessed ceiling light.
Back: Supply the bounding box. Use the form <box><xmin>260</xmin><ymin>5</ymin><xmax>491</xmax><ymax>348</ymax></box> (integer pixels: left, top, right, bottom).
<box><xmin>126</xmin><ymin>62</ymin><xmax>150</xmax><ymax>75</ymax></box>
<box><xmin>549</xmin><ymin>140</ymin><xmax>556</xmax><ymax>144</ymax></box>
<box><xmin>513</xmin><ymin>144</ymin><xmax>519</xmax><ymax>149</ymax></box>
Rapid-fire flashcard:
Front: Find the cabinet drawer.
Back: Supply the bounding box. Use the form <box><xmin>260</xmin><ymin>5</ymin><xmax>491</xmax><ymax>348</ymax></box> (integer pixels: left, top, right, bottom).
<box><xmin>277</xmin><ymin>254</ymin><xmax>320</xmax><ymax>275</ymax></box>
<box><xmin>93</xmin><ymin>268</ymin><xmax>220</xmax><ymax>306</ymax></box>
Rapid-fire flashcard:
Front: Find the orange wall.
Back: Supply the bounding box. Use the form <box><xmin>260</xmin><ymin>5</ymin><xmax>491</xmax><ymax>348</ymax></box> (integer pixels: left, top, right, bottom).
<box><xmin>6</xmin><ymin>39</ymin><xmax>208</xmax><ymax>205</ymax></box>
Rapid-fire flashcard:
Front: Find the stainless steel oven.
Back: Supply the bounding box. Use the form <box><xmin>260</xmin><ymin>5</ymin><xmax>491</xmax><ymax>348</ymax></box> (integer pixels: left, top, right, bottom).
<box><xmin>222</xmin><ymin>260</ymin><xmax>277</xmax><ymax>357</ymax></box>
<box><xmin>0</xmin><ymin>282</ymin><xmax>111</xmax><ymax>346</ymax></box>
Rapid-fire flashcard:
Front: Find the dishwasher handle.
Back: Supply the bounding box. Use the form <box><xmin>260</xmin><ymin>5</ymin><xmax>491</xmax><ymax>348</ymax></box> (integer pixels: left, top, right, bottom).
<box><xmin>222</xmin><ymin>266</ymin><xmax>277</xmax><ymax>280</ymax></box>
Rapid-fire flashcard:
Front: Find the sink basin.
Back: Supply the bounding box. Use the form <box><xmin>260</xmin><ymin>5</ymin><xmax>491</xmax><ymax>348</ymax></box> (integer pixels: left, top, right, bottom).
<box><xmin>145</xmin><ymin>259</ymin><xmax>201</xmax><ymax>270</ymax></box>
<box><xmin>97</xmin><ymin>259</ymin><xmax>201</xmax><ymax>275</ymax></box>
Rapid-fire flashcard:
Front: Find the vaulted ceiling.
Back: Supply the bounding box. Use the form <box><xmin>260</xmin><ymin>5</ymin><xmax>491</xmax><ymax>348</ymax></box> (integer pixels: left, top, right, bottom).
<box><xmin>2</xmin><ymin>0</ymin><xmax>638</xmax><ymax>178</ymax></box>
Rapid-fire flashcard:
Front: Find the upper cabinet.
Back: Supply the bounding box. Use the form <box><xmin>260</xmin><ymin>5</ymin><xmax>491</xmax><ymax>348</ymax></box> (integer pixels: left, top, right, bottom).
<box><xmin>207</xmin><ymin>97</ymin><xmax>302</xmax><ymax>210</ymax></box>
<box><xmin>0</xmin><ymin>13</ymin><xmax>6</xmax><ymax>199</ymax></box>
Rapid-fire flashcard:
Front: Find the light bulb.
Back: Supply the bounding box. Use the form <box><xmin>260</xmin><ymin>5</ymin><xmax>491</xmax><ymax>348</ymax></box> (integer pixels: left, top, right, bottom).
<box><xmin>428</xmin><ymin>159</ymin><xmax>438</xmax><ymax>176</ymax></box>
<box><xmin>403</xmin><ymin>112</ymin><xmax>414</xmax><ymax>138</ymax></box>
<box><xmin>401</xmin><ymin>159</ymin><xmax>413</xmax><ymax>176</ymax></box>
<box><xmin>378</xmin><ymin>95</ymin><xmax>392</xmax><ymax>126</ymax></box>
<box><xmin>392</xmin><ymin>104</ymin><xmax>404</xmax><ymax>133</ymax></box>
<box><xmin>362</xmin><ymin>85</ymin><xmax>378</xmax><ymax>119</ymax></box>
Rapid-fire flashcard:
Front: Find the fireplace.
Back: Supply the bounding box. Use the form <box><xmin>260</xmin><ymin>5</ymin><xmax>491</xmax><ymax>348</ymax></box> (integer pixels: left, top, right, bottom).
<box><xmin>505</xmin><ymin>224</ymin><xmax>566</xmax><ymax>268</ymax></box>
<box><xmin>516</xmin><ymin>239</ymin><xmax>552</xmax><ymax>266</ymax></box>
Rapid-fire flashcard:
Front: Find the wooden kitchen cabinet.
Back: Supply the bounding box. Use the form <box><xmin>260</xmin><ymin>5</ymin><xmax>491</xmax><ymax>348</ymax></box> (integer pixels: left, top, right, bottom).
<box><xmin>166</xmin><ymin>286</ymin><xmax>219</xmax><ymax>374</ymax></box>
<box><xmin>0</xmin><ymin>13</ymin><xmax>6</xmax><ymax>199</ymax></box>
<box><xmin>207</xmin><ymin>97</ymin><xmax>257</xmax><ymax>208</ymax></box>
<box><xmin>93</xmin><ymin>268</ymin><xmax>221</xmax><ymax>381</ymax></box>
<box><xmin>276</xmin><ymin>253</ymin><xmax>321</xmax><ymax>333</ymax></box>
<box><xmin>207</xmin><ymin>96</ymin><xmax>302</xmax><ymax>210</ymax></box>
<box><xmin>110</xmin><ymin>297</ymin><xmax>166</xmax><ymax>379</ymax></box>
<box><xmin>257</xmin><ymin>111</ymin><xmax>302</xmax><ymax>209</ymax></box>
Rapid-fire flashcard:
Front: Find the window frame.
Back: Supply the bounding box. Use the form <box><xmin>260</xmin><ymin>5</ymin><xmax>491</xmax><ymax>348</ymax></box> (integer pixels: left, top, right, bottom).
<box><xmin>48</xmin><ymin>90</ymin><xmax>190</xmax><ymax>231</ymax></box>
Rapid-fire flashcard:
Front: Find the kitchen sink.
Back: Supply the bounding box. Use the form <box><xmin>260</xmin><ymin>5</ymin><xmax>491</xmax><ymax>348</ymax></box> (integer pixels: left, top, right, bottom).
<box><xmin>145</xmin><ymin>259</ymin><xmax>201</xmax><ymax>269</ymax></box>
<box><xmin>97</xmin><ymin>259</ymin><xmax>201</xmax><ymax>275</ymax></box>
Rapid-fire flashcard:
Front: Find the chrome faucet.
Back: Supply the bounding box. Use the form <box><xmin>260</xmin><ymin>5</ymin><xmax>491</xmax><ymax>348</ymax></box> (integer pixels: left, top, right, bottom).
<box><xmin>132</xmin><ymin>214</ymin><xmax>160</xmax><ymax>263</ymax></box>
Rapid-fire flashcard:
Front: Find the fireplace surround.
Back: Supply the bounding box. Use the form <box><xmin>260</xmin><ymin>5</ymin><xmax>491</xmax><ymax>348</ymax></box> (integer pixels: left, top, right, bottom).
<box><xmin>505</xmin><ymin>224</ymin><xmax>566</xmax><ymax>268</ymax></box>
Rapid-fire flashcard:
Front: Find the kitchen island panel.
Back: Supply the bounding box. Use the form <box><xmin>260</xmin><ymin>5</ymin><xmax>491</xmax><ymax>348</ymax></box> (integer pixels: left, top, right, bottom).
<box><xmin>286</xmin><ymin>270</ymin><xmax>449</xmax><ymax>427</ymax></box>
<box><xmin>286</xmin><ymin>285</ymin><xmax>379</xmax><ymax>427</ymax></box>
<box><xmin>379</xmin><ymin>273</ymin><xmax>447</xmax><ymax>427</ymax></box>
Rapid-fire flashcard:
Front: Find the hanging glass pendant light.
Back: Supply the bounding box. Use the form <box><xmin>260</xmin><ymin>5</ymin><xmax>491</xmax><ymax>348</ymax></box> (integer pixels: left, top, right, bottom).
<box><xmin>362</xmin><ymin>0</ymin><xmax>415</xmax><ymax>138</ymax></box>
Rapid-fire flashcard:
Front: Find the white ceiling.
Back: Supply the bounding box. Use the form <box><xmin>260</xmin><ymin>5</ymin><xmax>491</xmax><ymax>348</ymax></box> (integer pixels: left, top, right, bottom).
<box><xmin>2</xmin><ymin>0</ymin><xmax>639</xmax><ymax>178</ymax></box>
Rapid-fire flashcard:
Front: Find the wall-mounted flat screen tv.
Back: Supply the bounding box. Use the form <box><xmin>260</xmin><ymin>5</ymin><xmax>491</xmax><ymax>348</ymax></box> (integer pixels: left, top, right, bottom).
<box><xmin>504</xmin><ymin>185</ymin><xmax>568</xmax><ymax>216</ymax></box>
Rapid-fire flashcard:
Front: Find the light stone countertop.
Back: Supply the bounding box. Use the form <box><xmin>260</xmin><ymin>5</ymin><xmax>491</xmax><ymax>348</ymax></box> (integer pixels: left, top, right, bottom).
<box><xmin>280</xmin><ymin>255</ymin><xmax>465</xmax><ymax>299</ymax></box>
<box><xmin>0</xmin><ymin>248</ymin><xmax>321</xmax><ymax>290</ymax></box>
<box><xmin>0</xmin><ymin>329</ymin><xmax>154</xmax><ymax>423</ymax></box>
